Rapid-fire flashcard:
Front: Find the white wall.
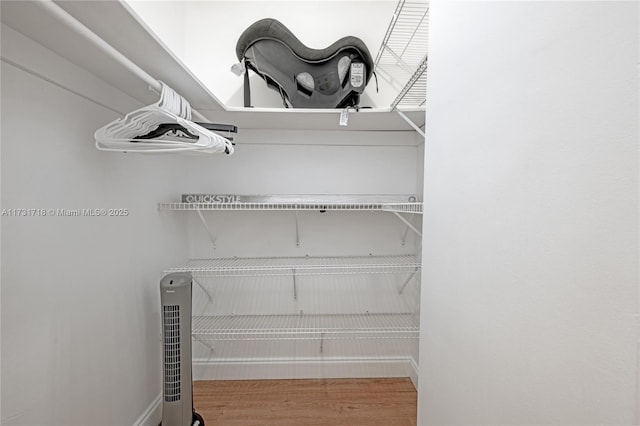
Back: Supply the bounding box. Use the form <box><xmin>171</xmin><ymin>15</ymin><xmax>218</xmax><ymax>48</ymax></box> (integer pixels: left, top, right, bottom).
<box><xmin>0</xmin><ymin>26</ymin><xmax>190</xmax><ymax>426</ymax></box>
<box><xmin>419</xmin><ymin>2</ymin><xmax>639</xmax><ymax>425</ymax></box>
<box><xmin>125</xmin><ymin>0</ymin><xmax>186</xmax><ymax>58</ymax></box>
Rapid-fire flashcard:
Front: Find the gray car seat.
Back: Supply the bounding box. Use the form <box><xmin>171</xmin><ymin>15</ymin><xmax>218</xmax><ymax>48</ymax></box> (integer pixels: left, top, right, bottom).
<box><xmin>236</xmin><ymin>18</ymin><xmax>374</xmax><ymax>108</ymax></box>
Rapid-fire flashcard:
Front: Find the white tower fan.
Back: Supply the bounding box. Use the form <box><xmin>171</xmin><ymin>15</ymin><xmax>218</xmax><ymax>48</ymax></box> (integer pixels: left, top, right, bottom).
<box><xmin>160</xmin><ymin>272</ymin><xmax>205</xmax><ymax>426</ymax></box>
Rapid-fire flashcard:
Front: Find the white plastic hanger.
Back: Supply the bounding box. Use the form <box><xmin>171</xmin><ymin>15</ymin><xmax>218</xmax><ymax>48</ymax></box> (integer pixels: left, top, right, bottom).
<box><xmin>95</xmin><ymin>82</ymin><xmax>234</xmax><ymax>154</ymax></box>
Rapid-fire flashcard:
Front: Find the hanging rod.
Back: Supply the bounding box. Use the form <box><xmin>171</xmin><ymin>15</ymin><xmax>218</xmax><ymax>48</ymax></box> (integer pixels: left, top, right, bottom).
<box><xmin>35</xmin><ymin>0</ymin><xmax>208</xmax><ymax>122</ymax></box>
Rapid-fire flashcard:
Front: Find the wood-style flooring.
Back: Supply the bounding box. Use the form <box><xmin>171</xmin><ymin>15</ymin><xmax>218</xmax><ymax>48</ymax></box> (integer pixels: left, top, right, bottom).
<box><xmin>193</xmin><ymin>378</ymin><xmax>417</xmax><ymax>426</ymax></box>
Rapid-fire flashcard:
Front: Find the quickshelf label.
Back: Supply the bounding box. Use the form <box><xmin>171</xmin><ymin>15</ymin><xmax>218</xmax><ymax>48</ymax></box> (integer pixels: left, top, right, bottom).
<box><xmin>182</xmin><ymin>194</ymin><xmax>241</xmax><ymax>203</ymax></box>
<box><xmin>350</xmin><ymin>63</ymin><xmax>364</xmax><ymax>88</ymax></box>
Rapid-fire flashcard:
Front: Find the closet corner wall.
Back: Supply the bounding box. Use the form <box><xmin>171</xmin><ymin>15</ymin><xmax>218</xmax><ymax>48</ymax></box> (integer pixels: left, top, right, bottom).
<box><xmin>0</xmin><ymin>4</ymin><xmax>191</xmax><ymax>426</ymax></box>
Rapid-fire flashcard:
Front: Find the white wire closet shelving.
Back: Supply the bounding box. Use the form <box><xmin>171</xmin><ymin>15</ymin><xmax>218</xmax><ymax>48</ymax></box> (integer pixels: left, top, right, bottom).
<box><xmin>158</xmin><ymin>202</ymin><xmax>423</xmax><ymax>214</ymax></box>
<box><xmin>375</xmin><ymin>0</ymin><xmax>429</xmax><ymax>109</ymax></box>
<box><xmin>192</xmin><ymin>313</ymin><xmax>419</xmax><ymax>341</ymax></box>
<box><xmin>167</xmin><ymin>255</ymin><xmax>420</xmax><ymax>278</ymax></box>
<box><xmin>159</xmin><ymin>195</ymin><xmax>423</xmax><ymax>345</ymax></box>
<box><xmin>159</xmin><ymin>196</ymin><xmax>423</xmax><ymax>247</ymax></box>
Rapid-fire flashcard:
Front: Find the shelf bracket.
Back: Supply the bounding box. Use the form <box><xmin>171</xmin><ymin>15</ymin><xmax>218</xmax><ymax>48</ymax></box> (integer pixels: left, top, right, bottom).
<box><xmin>399</xmin><ymin>268</ymin><xmax>419</xmax><ymax>294</ymax></box>
<box><xmin>294</xmin><ymin>211</ymin><xmax>300</xmax><ymax>247</ymax></box>
<box><xmin>292</xmin><ymin>268</ymin><xmax>298</xmax><ymax>301</ymax></box>
<box><xmin>396</xmin><ymin>110</ymin><xmax>425</xmax><ymax>138</ymax></box>
<box><xmin>374</xmin><ymin>66</ymin><xmax>404</xmax><ymax>92</ymax></box>
<box><xmin>192</xmin><ymin>335</ymin><xmax>215</xmax><ymax>354</ymax></box>
<box><xmin>319</xmin><ymin>332</ymin><xmax>325</xmax><ymax>354</ymax></box>
<box><xmin>195</xmin><ymin>208</ymin><xmax>216</xmax><ymax>251</ymax></box>
<box><xmin>381</xmin><ymin>45</ymin><xmax>414</xmax><ymax>75</ymax></box>
<box><xmin>392</xmin><ymin>211</ymin><xmax>422</xmax><ymax>238</ymax></box>
<box><xmin>193</xmin><ymin>278</ymin><xmax>213</xmax><ymax>302</ymax></box>
<box><xmin>400</xmin><ymin>214</ymin><xmax>416</xmax><ymax>246</ymax></box>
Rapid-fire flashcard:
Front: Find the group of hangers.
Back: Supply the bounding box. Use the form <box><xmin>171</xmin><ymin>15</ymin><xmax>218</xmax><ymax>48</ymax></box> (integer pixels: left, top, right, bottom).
<box><xmin>94</xmin><ymin>82</ymin><xmax>235</xmax><ymax>154</ymax></box>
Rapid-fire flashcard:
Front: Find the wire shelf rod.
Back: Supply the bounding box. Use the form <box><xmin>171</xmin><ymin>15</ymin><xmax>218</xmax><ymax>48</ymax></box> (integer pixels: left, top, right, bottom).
<box><xmin>397</xmin><ymin>6</ymin><xmax>430</xmax><ymax>59</ymax></box>
<box><xmin>374</xmin><ymin>0</ymin><xmax>405</xmax><ymax>65</ymax></box>
<box><xmin>391</xmin><ymin>54</ymin><xmax>428</xmax><ymax>110</ymax></box>
<box><xmin>36</xmin><ymin>1</ymin><xmax>208</xmax><ymax>122</ymax></box>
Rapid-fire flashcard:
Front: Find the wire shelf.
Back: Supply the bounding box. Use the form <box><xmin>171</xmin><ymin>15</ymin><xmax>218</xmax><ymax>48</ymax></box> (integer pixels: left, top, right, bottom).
<box><xmin>167</xmin><ymin>255</ymin><xmax>420</xmax><ymax>278</ymax></box>
<box><xmin>192</xmin><ymin>313</ymin><xmax>419</xmax><ymax>341</ymax></box>
<box><xmin>158</xmin><ymin>202</ymin><xmax>423</xmax><ymax>213</ymax></box>
<box><xmin>381</xmin><ymin>203</ymin><xmax>423</xmax><ymax>213</ymax></box>
<box><xmin>375</xmin><ymin>0</ymin><xmax>429</xmax><ymax>109</ymax></box>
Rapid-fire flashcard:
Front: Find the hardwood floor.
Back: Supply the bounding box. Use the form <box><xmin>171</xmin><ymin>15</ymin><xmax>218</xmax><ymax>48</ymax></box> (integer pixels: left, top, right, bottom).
<box><xmin>193</xmin><ymin>378</ymin><xmax>417</xmax><ymax>426</ymax></box>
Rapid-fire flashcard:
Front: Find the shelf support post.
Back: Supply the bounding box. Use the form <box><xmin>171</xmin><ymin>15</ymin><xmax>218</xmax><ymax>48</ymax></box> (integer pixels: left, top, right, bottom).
<box><xmin>294</xmin><ymin>211</ymin><xmax>300</xmax><ymax>247</ymax></box>
<box><xmin>320</xmin><ymin>333</ymin><xmax>325</xmax><ymax>354</ymax></box>
<box><xmin>292</xmin><ymin>268</ymin><xmax>298</xmax><ymax>301</ymax></box>
<box><xmin>195</xmin><ymin>208</ymin><xmax>216</xmax><ymax>250</ymax></box>
<box><xmin>399</xmin><ymin>268</ymin><xmax>419</xmax><ymax>294</ymax></box>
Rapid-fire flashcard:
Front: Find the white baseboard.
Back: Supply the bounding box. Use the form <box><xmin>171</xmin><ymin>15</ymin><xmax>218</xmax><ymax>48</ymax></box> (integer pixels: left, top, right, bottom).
<box><xmin>408</xmin><ymin>357</ymin><xmax>419</xmax><ymax>389</ymax></box>
<box><xmin>192</xmin><ymin>356</ymin><xmax>416</xmax><ymax>382</ymax></box>
<box><xmin>133</xmin><ymin>394</ymin><xmax>162</xmax><ymax>426</ymax></box>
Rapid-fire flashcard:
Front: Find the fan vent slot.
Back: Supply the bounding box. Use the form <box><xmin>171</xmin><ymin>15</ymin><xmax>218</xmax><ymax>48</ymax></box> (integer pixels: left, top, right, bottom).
<box><xmin>163</xmin><ymin>304</ymin><xmax>181</xmax><ymax>402</ymax></box>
